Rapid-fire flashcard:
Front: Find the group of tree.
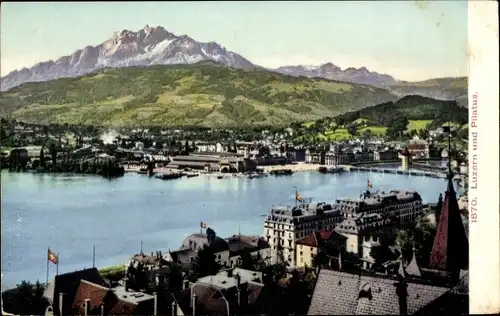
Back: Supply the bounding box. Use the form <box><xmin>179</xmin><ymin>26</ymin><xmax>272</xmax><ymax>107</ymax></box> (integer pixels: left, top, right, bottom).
<box><xmin>1</xmin><ymin>280</ymin><xmax>47</xmax><ymax>316</ymax></box>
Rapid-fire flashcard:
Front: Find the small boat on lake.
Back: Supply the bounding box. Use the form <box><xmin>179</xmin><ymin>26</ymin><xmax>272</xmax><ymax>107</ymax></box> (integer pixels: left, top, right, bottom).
<box><xmin>269</xmin><ymin>169</ymin><xmax>293</xmax><ymax>176</ymax></box>
<box><xmin>156</xmin><ymin>173</ymin><xmax>184</xmax><ymax>180</ymax></box>
<box><xmin>186</xmin><ymin>173</ymin><xmax>199</xmax><ymax>178</ymax></box>
<box><xmin>318</xmin><ymin>166</ymin><xmax>344</xmax><ymax>174</ymax></box>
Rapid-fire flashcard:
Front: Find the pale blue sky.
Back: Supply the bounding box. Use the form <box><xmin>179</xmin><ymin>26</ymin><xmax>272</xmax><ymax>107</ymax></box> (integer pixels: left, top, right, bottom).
<box><xmin>1</xmin><ymin>1</ymin><xmax>467</xmax><ymax>81</ymax></box>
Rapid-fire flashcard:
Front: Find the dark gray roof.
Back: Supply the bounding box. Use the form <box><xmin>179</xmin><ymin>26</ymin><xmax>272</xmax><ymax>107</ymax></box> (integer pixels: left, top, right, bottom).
<box><xmin>169</xmin><ymin>248</ymin><xmax>197</xmax><ymax>264</ymax></box>
<box><xmin>307</xmin><ymin>269</ymin><xmax>449</xmax><ymax>315</ymax></box>
<box><xmin>181</xmin><ymin>233</ymin><xmax>230</xmax><ymax>253</ymax></box>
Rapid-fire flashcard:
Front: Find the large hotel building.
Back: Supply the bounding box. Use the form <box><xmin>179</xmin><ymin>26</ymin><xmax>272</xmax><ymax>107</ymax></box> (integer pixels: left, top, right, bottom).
<box><xmin>263</xmin><ymin>189</ymin><xmax>424</xmax><ymax>266</ymax></box>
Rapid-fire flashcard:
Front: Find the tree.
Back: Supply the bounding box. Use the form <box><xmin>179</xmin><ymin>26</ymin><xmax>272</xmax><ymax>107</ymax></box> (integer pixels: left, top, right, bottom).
<box><xmin>165</xmin><ymin>263</ymin><xmax>183</xmax><ymax>295</ymax></box>
<box><xmin>39</xmin><ymin>147</ymin><xmax>46</xmax><ymax>168</ymax></box>
<box><xmin>311</xmin><ymin>246</ymin><xmax>329</xmax><ymax>269</ymax></box>
<box><xmin>370</xmin><ymin>245</ymin><xmax>400</xmax><ymax>266</ymax></box>
<box><xmin>192</xmin><ymin>244</ymin><xmax>220</xmax><ymax>279</ymax></box>
<box><xmin>347</xmin><ymin>123</ymin><xmax>358</xmax><ymax>136</ymax></box>
<box><xmin>282</xmin><ymin>270</ymin><xmax>315</xmax><ymax>315</ymax></box>
<box><xmin>49</xmin><ymin>143</ymin><xmax>57</xmax><ymax>167</ymax></box>
<box><xmin>262</xmin><ymin>263</ymin><xmax>286</xmax><ymax>284</ymax></box>
<box><xmin>238</xmin><ymin>248</ymin><xmax>258</xmax><ymax>270</ymax></box>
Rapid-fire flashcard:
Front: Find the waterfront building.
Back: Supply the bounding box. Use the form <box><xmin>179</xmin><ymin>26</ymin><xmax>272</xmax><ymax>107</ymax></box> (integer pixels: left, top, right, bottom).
<box><xmin>285</xmin><ymin>148</ymin><xmax>306</xmax><ymax>162</ymax></box>
<box><xmin>264</xmin><ymin>201</ymin><xmax>344</xmax><ymax>266</ymax></box>
<box><xmin>334</xmin><ymin>189</ymin><xmax>423</xmax><ymax>255</ymax></box>
<box><xmin>374</xmin><ymin>148</ymin><xmax>400</xmax><ymax>161</ymax></box>
<box><xmin>169</xmin><ymin>152</ymin><xmax>254</xmax><ymax>173</ymax></box>
<box><xmin>305</xmin><ymin>150</ymin><xmax>325</xmax><ymax>164</ymax></box>
<box><xmin>295</xmin><ymin>230</ymin><xmax>347</xmax><ymax>268</ymax></box>
<box><xmin>166</xmin><ymin>231</ymin><xmax>270</xmax><ymax>269</ymax></box>
<box><xmin>407</xmin><ymin>138</ymin><xmax>429</xmax><ymax>158</ymax></box>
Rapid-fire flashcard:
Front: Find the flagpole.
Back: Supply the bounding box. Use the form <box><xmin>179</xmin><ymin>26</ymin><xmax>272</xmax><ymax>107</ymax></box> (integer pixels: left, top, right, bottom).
<box><xmin>294</xmin><ymin>187</ymin><xmax>298</xmax><ymax>207</ymax></box>
<box><xmin>56</xmin><ymin>252</ymin><xmax>59</xmax><ymax>275</ymax></box>
<box><xmin>93</xmin><ymin>245</ymin><xmax>96</xmax><ymax>268</ymax></box>
<box><xmin>46</xmin><ymin>247</ymin><xmax>50</xmax><ymax>285</ymax></box>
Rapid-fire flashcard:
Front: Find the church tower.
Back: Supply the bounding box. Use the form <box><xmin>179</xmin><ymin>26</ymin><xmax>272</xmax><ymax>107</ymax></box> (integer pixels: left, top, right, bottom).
<box><xmin>428</xmin><ymin>126</ymin><xmax>468</xmax><ymax>280</ymax></box>
<box><xmin>400</xmin><ymin>147</ymin><xmax>411</xmax><ymax>170</ymax></box>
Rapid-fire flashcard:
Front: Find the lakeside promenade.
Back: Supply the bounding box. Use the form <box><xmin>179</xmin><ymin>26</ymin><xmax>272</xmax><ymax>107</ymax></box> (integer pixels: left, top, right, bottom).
<box><xmin>122</xmin><ymin>163</ymin><xmax>322</xmax><ymax>174</ymax></box>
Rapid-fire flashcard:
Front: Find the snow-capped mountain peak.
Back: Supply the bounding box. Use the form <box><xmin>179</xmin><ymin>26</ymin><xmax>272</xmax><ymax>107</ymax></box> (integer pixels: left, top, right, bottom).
<box><xmin>1</xmin><ymin>25</ymin><xmax>257</xmax><ymax>91</ymax></box>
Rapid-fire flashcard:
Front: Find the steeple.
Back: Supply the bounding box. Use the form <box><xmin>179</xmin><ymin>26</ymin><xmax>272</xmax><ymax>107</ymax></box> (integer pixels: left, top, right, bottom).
<box><xmin>429</xmin><ymin>125</ymin><xmax>468</xmax><ymax>274</ymax></box>
<box><xmin>405</xmin><ymin>247</ymin><xmax>422</xmax><ymax>278</ymax></box>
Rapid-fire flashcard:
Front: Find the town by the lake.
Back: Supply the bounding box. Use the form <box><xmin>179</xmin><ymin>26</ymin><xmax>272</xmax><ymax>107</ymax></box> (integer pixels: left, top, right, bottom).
<box><xmin>1</xmin><ymin>117</ymin><xmax>469</xmax><ymax>315</ymax></box>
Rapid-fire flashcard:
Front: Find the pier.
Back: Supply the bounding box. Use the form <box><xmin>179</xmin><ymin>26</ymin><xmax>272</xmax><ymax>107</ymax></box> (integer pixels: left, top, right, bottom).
<box><xmin>346</xmin><ymin>166</ymin><xmax>447</xmax><ymax>178</ymax></box>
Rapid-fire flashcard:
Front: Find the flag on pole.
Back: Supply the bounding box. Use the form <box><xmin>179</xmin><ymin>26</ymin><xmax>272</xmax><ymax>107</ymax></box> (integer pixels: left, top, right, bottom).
<box><xmin>48</xmin><ymin>249</ymin><xmax>58</xmax><ymax>264</ymax></box>
<box><xmin>295</xmin><ymin>190</ymin><xmax>303</xmax><ymax>202</ymax></box>
<box><xmin>200</xmin><ymin>221</ymin><xmax>207</xmax><ymax>229</ymax></box>
<box><xmin>367</xmin><ymin>180</ymin><xmax>373</xmax><ymax>189</ymax></box>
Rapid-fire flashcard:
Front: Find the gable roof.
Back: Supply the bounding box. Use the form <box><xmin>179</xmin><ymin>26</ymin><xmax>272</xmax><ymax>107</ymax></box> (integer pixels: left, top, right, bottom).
<box><xmin>307</xmin><ymin>269</ymin><xmax>449</xmax><ymax>315</ymax></box>
<box><xmin>429</xmin><ymin>177</ymin><xmax>469</xmax><ymax>272</ymax></box>
<box><xmin>44</xmin><ymin>268</ymin><xmax>107</xmax><ymax>316</ymax></box>
<box><xmin>72</xmin><ymin>280</ymin><xmax>109</xmax><ymax>314</ymax></box>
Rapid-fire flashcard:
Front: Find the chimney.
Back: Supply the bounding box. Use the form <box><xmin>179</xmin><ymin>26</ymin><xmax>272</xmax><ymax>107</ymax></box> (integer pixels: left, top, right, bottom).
<box><xmin>153</xmin><ymin>292</ymin><xmax>158</xmax><ymax>316</ymax></box>
<box><xmin>191</xmin><ymin>293</ymin><xmax>197</xmax><ymax>316</ymax></box>
<box><xmin>237</xmin><ymin>288</ymin><xmax>241</xmax><ymax>307</ymax></box>
<box><xmin>84</xmin><ymin>299</ymin><xmax>90</xmax><ymax>316</ymax></box>
<box><xmin>151</xmin><ymin>251</ymin><xmax>154</xmax><ymax>257</ymax></box>
<box><xmin>227</xmin><ymin>269</ymin><xmax>233</xmax><ymax>278</ymax></box>
<box><xmin>235</xmin><ymin>274</ymin><xmax>241</xmax><ymax>288</ymax></box>
<box><xmin>182</xmin><ymin>279</ymin><xmax>189</xmax><ymax>290</ymax></box>
<box><xmin>58</xmin><ymin>292</ymin><xmax>64</xmax><ymax>316</ymax></box>
<box><xmin>338</xmin><ymin>250</ymin><xmax>343</xmax><ymax>270</ymax></box>
<box><xmin>395</xmin><ymin>279</ymin><xmax>408</xmax><ymax>316</ymax></box>
<box><xmin>171</xmin><ymin>301</ymin><xmax>178</xmax><ymax>316</ymax></box>
<box><xmin>124</xmin><ymin>277</ymin><xmax>129</xmax><ymax>292</ymax></box>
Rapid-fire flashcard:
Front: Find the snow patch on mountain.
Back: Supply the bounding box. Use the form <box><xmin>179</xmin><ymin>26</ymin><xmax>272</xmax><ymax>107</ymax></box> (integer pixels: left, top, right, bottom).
<box><xmin>1</xmin><ymin>25</ymin><xmax>257</xmax><ymax>91</ymax></box>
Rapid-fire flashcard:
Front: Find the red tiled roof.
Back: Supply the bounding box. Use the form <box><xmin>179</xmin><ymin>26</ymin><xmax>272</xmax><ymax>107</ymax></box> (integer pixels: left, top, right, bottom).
<box><xmin>296</xmin><ymin>230</ymin><xmax>347</xmax><ymax>248</ymax></box>
<box><xmin>107</xmin><ymin>297</ymin><xmax>137</xmax><ymax>315</ymax></box>
<box><xmin>429</xmin><ymin>178</ymin><xmax>469</xmax><ymax>272</ymax></box>
<box><xmin>48</xmin><ymin>268</ymin><xmax>107</xmax><ymax>316</ymax></box>
<box><xmin>72</xmin><ymin>280</ymin><xmax>109</xmax><ymax>314</ymax></box>
<box><xmin>296</xmin><ymin>233</ymin><xmax>318</xmax><ymax>247</ymax></box>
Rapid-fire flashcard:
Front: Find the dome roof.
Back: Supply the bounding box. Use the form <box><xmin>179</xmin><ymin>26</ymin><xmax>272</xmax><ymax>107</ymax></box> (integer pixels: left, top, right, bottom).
<box><xmin>181</xmin><ymin>233</ymin><xmax>229</xmax><ymax>253</ymax></box>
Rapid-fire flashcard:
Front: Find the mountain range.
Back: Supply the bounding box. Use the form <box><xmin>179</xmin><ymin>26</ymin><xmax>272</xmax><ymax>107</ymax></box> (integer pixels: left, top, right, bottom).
<box><xmin>1</xmin><ymin>62</ymin><xmax>401</xmax><ymax>127</ymax></box>
<box><xmin>0</xmin><ymin>25</ymin><xmax>467</xmax><ymax>107</ymax></box>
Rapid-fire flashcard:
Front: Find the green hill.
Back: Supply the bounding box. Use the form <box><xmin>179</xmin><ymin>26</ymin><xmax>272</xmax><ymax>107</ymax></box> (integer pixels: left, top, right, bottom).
<box><xmin>0</xmin><ymin>62</ymin><xmax>399</xmax><ymax>127</ymax></box>
<box><xmin>335</xmin><ymin>95</ymin><xmax>468</xmax><ymax>130</ymax></box>
<box><xmin>389</xmin><ymin>77</ymin><xmax>468</xmax><ymax>107</ymax></box>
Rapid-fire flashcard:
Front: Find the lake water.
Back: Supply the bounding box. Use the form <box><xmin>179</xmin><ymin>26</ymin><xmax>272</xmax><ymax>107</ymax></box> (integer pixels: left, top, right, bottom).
<box><xmin>1</xmin><ymin>170</ymin><xmax>454</xmax><ymax>290</ymax></box>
